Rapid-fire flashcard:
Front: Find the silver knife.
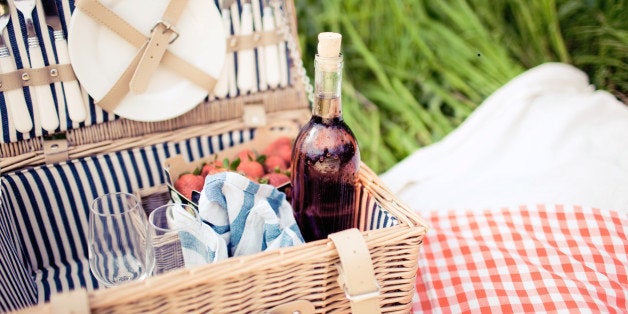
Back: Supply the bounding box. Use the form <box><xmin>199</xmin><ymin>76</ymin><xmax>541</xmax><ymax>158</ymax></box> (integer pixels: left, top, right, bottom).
<box><xmin>43</xmin><ymin>0</ymin><xmax>86</xmax><ymax>123</ymax></box>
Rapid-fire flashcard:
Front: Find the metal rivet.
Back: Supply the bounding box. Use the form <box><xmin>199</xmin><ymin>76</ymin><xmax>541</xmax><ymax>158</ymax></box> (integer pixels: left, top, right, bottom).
<box><xmin>253</xmin><ymin>33</ymin><xmax>261</xmax><ymax>42</ymax></box>
<box><xmin>21</xmin><ymin>73</ymin><xmax>30</xmax><ymax>81</ymax></box>
<box><xmin>229</xmin><ymin>38</ymin><xmax>237</xmax><ymax>48</ymax></box>
<box><xmin>50</xmin><ymin>144</ymin><xmax>59</xmax><ymax>150</ymax></box>
<box><xmin>50</xmin><ymin>68</ymin><xmax>58</xmax><ymax>77</ymax></box>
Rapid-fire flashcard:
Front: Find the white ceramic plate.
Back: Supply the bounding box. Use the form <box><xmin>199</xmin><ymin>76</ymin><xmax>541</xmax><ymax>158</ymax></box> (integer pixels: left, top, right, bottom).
<box><xmin>68</xmin><ymin>0</ymin><xmax>225</xmax><ymax>122</ymax></box>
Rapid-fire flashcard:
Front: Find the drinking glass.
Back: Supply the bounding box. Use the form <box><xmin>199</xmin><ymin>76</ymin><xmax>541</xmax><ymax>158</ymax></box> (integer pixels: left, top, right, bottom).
<box><xmin>146</xmin><ymin>203</ymin><xmax>203</xmax><ymax>276</ymax></box>
<box><xmin>88</xmin><ymin>192</ymin><xmax>149</xmax><ymax>287</ymax></box>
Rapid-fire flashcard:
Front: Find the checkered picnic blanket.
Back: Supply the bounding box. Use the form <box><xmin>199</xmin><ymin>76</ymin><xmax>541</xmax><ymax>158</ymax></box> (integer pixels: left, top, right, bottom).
<box><xmin>412</xmin><ymin>204</ymin><xmax>627</xmax><ymax>313</ymax></box>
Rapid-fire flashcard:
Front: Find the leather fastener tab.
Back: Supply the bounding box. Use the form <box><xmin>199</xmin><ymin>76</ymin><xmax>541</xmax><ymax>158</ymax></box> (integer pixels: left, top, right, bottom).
<box><xmin>243</xmin><ymin>104</ymin><xmax>267</xmax><ymax>127</ymax></box>
<box><xmin>43</xmin><ymin>134</ymin><xmax>69</xmax><ymax>165</ymax></box>
<box><xmin>329</xmin><ymin>228</ymin><xmax>381</xmax><ymax>314</ymax></box>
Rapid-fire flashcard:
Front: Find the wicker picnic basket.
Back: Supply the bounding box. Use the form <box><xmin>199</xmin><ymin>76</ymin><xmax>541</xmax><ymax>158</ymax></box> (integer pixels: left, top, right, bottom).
<box><xmin>0</xmin><ymin>0</ymin><xmax>428</xmax><ymax>313</ymax></box>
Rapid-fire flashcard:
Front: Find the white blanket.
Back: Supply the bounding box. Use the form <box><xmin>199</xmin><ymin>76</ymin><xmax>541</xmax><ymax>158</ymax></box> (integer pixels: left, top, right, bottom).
<box><xmin>381</xmin><ymin>63</ymin><xmax>628</xmax><ymax>212</ymax></box>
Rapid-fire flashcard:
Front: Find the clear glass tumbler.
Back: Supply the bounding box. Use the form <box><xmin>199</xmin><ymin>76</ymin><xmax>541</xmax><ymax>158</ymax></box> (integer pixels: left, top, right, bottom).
<box><xmin>88</xmin><ymin>192</ymin><xmax>149</xmax><ymax>287</ymax></box>
<box><xmin>146</xmin><ymin>203</ymin><xmax>203</xmax><ymax>276</ymax></box>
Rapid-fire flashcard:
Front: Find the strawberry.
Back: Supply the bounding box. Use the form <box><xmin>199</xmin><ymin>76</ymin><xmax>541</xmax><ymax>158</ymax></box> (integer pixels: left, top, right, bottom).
<box><xmin>201</xmin><ymin>164</ymin><xmax>226</xmax><ymax>177</ymax></box>
<box><xmin>236</xmin><ymin>149</ymin><xmax>256</xmax><ymax>162</ymax></box>
<box><xmin>264</xmin><ymin>155</ymin><xmax>288</xmax><ymax>172</ymax></box>
<box><xmin>236</xmin><ymin>161</ymin><xmax>265</xmax><ymax>181</ymax></box>
<box><xmin>275</xmin><ymin>145</ymin><xmax>292</xmax><ymax>164</ymax></box>
<box><xmin>263</xmin><ymin>137</ymin><xmax>292</xmax><ymax>156</ymax></box>
<box><xmin>260</xmin><ymin>172</ymin><xmax>290</xmax><ymax>188</ymax></box>
<box><xmin>174</xmin><ymin>173</ymin><xmax>205</xmax><ymax>200</ymax></box>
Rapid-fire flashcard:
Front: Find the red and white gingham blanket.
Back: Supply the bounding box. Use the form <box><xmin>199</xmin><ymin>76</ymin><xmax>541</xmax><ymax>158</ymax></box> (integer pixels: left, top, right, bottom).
<box><xmin>412</xmin><ymin>204</ymin><xmax>627</xmax><ymax>313</ymax></box>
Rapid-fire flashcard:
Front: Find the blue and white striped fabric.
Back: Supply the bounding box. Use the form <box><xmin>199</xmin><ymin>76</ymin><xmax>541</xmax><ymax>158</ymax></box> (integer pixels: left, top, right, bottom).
<box><xmin>198</xmin><ymin>172</ymin><xmax>304</xmax><ymax>257</ymax></box>
<box><xmin>169</xmin><ymin>204</ymin><xmax>228</xmax><ymax>267</ymax></box>
<box><xmin>0</xmin><ymin>128</ymin><xmax>254</xmax><ymax>311</ymax></box>
<box><xmin>370</xmin><ymin>208</ymin><xmax>399</xmax><ymax>230</ymax></box>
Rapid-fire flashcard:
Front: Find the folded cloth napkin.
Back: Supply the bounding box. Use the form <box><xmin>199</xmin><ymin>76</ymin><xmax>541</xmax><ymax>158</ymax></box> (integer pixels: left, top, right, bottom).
<box><xmin>198</xmin><ymin>172</ymin><xmax>304</xmax><ymax>257</ymax></box>
<box><xmin>170</xmin><ymin>203</ymin><xmax>228</xmax><ymax>267</ymax></box>
<box><xmin>381</xmin><ymin>63</ymin><xmax>628</xmax><ymax>212</ymax></box>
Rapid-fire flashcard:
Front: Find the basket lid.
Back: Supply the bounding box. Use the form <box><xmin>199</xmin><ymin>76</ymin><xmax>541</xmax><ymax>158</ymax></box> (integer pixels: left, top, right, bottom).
<box><xmin>0</xmin><ymin>0</ymin><xmax>309</xmax><ymax>171</ymax></box>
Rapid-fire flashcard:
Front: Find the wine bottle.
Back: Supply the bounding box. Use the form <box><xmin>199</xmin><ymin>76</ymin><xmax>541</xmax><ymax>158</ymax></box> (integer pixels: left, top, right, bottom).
<box><xmin>291</xmin><ymin>32</ymin><xmax>360</xmax><ymax>242</ymax></box>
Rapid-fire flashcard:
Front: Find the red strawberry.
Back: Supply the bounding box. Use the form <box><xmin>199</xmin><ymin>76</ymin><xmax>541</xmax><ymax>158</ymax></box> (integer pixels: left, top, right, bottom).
<box><xmin>174</xmin><ymin>173</ymin><xmax>205</xmax><ymax>200</ymax></box>
<box><xmin>236</xmin><ymin>149</ymin><xmax>256</xmax><ymax>162</ymax></box>
<box><xmin>263</xmin><ymin>137</ymin><xmax>292</xmax><ymax>156</ymax></box>
<box><xmin>261</xmin><ymin>172</ymin><xmax>290</xmax><ymax>188</ymax></box>
<box><xmin>201</xmin><ymin>164</ymin><xmax>226</xmax><ymax>177</ymax></box>
<box><xmin>275</xmin><ymin>145</ymin><xmax>292</xmax><ymax>164</ymax></box>
<box><xmin>237</xmin><ymin>161</ymin><xmax>265</xmax><ymax>181</ymax></box>
<box><xmin>264</xmin><ymin>155</ymin><xmax>288</xmax><ymax>172</ymax></box>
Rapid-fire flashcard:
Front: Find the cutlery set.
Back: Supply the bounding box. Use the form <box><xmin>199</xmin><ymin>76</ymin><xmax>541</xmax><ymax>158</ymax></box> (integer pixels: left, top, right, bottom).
<box><xmin>0</xmin><ymin>0</ymin><xmax>86</xmax><ymax>136</ymax></box>
<box><xmin>0</xmin><ymin>0</ymin><xmax>291</xmax><ymax>137</ymax></box>
<box><xmin>217</xmin><ymin>0</ymin><xmax>289</xmax><ymax>98</ymax></box>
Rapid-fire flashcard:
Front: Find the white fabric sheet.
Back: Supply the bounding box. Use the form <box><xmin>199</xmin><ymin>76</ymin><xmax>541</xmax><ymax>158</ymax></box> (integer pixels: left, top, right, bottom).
<box><xmin>381</xmin><ymin>63</ymin><xmax>628</xmax><ymax>213</ymax></box>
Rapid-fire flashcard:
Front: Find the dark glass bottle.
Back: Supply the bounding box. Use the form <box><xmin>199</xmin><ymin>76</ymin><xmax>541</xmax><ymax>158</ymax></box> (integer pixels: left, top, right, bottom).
<box><xmin>291</xmin><ymin>33</ymin><xmax>360</xmax><ymax>242</ymax></box>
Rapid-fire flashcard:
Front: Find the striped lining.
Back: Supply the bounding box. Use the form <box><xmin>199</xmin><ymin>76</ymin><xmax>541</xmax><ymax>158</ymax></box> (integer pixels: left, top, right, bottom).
<box><xmin>370</xmin><ymin>205</ymin><xmax>399</xmax><ymax>230</ymax></box>
<box><xmin>0</xmin><ymin>128</ymin><xmax>254</xmax><ymax>307</ymax></box>
<box><xmin>0</xmin><ymin>190</ymin><xmax>37</xmax><ymax>312</ymax></box>
<box><xmin>358</xmin><ymin>185</ymin><xmax>399</xmax><ymax>231</ymax></box>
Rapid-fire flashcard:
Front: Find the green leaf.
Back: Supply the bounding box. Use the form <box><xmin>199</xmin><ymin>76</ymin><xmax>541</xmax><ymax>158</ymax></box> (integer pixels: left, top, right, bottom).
<box><xmin>230</xmin><ymin>158</ymin><xmax>241</xmax><ymax>171</ymax></box>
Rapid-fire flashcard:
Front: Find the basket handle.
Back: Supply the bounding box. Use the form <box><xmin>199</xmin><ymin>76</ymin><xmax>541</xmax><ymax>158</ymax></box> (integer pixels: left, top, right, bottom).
<box><xmin>329</xmin><ymin>228</ymin><xmax>382</xmax><ymax>314</ymax></box>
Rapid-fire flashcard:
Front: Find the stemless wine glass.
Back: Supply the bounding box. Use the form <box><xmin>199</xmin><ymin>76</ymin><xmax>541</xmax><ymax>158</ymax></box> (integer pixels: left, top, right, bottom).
<box><xmin>146</xmin><ymin>203</ymin><xmax>203</xmax><ymax>276</ymax></box>
<box><xmin>88</xmin><ymin>192</ymin><xmax>149</xmax><ymax>287</ymax></box>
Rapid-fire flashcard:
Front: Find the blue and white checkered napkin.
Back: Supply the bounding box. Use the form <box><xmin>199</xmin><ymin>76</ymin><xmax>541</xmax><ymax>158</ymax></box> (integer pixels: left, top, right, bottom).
<box><xmin>198</xmin><ymin>172</ymin><xmax>305</xmax><ymax>257</ymax></box>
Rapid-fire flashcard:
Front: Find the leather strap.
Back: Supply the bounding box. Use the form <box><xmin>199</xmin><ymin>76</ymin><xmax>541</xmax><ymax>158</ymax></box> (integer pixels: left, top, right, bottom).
<box><xmin>75</xmin><ymin>0</ymin><xmax>216</xmax><ymax>112</ymax></box>
<box><xmin>329</xmin><ymin>229</ymin><xmax>381</xmax><ymax>314</ymax></box>
<box><xmin>0</xmin><ymin>64</ymin><xmax>77</xmax><ymax>92</ymax></box>
<box><xmin>226</xmin><ymin>30</ymin><xmax>283</xmax><ymax>53</ymax></box>
<box><xmin>130</xmin><ymin>0</ymin><xmax>188</xmax><ymax>94</ymax></box>
<box><xmin>96</xmin><ymin>43</ymin><xmax>147</xmax><ymax>112</ymax></box>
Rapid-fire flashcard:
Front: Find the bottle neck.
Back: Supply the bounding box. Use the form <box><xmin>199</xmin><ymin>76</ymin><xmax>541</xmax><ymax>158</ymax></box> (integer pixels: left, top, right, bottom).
<box><xmin>313</xmin><ymin>54</ymin><xmax>343</xmax><ymax>120</ymax></box>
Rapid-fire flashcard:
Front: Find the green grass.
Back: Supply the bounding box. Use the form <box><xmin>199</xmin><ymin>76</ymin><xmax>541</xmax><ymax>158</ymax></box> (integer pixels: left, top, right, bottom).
<box><xmin>295</xmin><ymin>0</ymin><xmax>627</xmax><ymax>173</ymax></box>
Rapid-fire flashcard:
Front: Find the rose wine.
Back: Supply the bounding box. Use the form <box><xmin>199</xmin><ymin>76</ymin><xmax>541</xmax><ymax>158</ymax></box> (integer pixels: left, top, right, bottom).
<box><xmin>291</xmin><ymin>33</ymin><xmax>360</xmax><ymax>242</ymax></box>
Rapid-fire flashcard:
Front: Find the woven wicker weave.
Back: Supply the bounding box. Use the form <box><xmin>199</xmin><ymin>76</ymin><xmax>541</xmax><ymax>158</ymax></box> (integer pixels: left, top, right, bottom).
<box><xmin>3</xmin><ymin>0</ymin><xmax>428</xmax><ymax>312</ymax></box>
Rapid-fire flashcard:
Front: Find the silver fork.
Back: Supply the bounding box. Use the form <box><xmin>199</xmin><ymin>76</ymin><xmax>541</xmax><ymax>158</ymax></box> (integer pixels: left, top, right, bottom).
<box><xmin>13</xmin><ymin>0</ymin><xmax>59</xmax><ymax>132</ymax></box>
<box><xmin>0</xmin><ymin>0</ymin><xmax>32</xmax><ymax>133</ymax></box>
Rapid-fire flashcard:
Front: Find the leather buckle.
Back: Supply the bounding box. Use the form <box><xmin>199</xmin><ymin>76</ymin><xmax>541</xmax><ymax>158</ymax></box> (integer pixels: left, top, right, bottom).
<box><xmin>150</xmin><ymin>20</ymin><xmax>180</xmax><ymax>44</ymax></box>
